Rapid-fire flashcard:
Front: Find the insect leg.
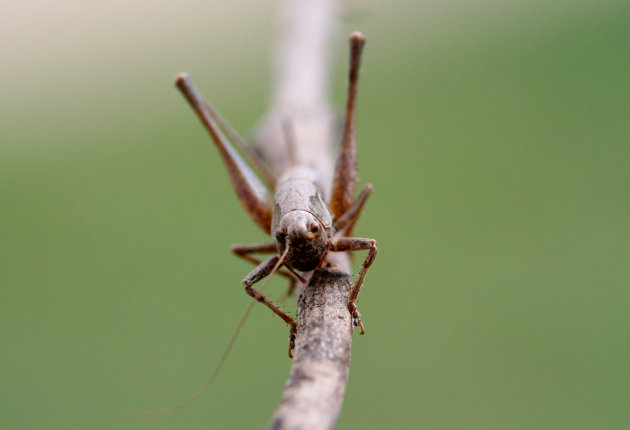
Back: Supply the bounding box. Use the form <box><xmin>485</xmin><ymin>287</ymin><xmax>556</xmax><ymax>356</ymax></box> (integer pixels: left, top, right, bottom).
<box><xmin>201</xmin><ymin>98</ymin><xmax>277</xmax><ymax>188</ymax></box>
<box><xmin>242</xmin><ymin>255</ymin><xmax>298</xmax><ymax>357</ymax></box>
<box><xmin>175</xmin><ymin>73</ymin><xmax>274</xmax><ymax>233</ymax></box>
<box><xmin>231</xmin><ymin>242</ymin><xmax>306</xmax><ymax>286</ymax></box>
<box><xmin>330</xmin><ymin>32</ymin><xmax>366</xmax><ymax>219</ymax></box>
<box><xmin>333</xmin><ymin>183</ymin><xmax>373</xmax><ymax>237</ymax></box>
<box><xmin>231</xmin><ymin>243</ymin><xmax>290</xmax><ymax>277</ymax></box>
<box><xmin>330</xmin><ymin>237</ymin><xmax>378</xmax><ymax>334</ymax></box>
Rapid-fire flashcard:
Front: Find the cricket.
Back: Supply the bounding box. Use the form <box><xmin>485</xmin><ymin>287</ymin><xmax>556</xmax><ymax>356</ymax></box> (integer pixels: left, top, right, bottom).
<box><xmin>163</xmin><ymin>32</ymin><xmax>377</xmax><ymax>411</ymax></box>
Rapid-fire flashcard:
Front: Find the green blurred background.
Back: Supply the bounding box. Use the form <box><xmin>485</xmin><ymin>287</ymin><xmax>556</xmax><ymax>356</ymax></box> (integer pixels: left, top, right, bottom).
<box><xmin>2</xmin><ymin>1</ymin><xmax>629</xmax><ymax>428</ymax></box>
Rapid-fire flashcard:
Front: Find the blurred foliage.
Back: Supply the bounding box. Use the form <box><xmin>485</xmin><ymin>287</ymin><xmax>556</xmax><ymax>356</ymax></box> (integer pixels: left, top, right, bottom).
<box><xmin>2</xmin><ymin>1</ymin><xmax>629</xmax><ymax>429</ymax></box>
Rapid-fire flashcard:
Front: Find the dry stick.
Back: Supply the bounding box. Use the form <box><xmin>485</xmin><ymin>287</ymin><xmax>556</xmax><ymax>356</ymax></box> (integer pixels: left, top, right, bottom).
<box><xmin>253</xmin><ymin>1</ymin><xmax>358</xmax><ymax>429</ymax></box>
<box><xmin>270</xmin><ymin>265</ymin><xmax>353</xmax><ymax>430</ymax></box>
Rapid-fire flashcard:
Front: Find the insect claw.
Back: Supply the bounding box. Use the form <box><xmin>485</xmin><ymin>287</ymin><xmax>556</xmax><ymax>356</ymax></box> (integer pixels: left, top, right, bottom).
<box><xmin>288</xmin><ymin>339</ymin><xmax>295</xmax><ymax>358</ymax></box>
<box><xmin>354</xmin><ymin>317</ymin><xmax>365</xmax><ymax>335</ymax></box>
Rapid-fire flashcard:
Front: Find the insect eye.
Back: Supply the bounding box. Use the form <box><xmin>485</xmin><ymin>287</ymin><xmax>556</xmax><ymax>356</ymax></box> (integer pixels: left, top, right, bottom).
<box><xmin>310</xmin><ymin>222</ymin><xmax>321</xmax><ymax>234</ymax></box>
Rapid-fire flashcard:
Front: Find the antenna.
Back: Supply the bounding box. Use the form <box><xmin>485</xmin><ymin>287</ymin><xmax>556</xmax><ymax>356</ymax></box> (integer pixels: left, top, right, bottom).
<box><xmin>140</xmin><ymin>246</ymin><xmax>292</xmax><ymax>415</ymax></box>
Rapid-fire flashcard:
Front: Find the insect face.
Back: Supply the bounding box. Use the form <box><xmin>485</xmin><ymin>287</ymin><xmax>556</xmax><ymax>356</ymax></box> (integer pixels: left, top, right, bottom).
<box><xmin>275</xmin><ymin>210</ymin><xmax>329</xmax><ymax>271</ymax></box>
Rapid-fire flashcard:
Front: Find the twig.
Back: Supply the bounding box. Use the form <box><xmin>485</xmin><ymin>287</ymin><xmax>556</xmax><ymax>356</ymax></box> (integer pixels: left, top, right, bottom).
<box><xmin>254</xmin><ymin>0</ymin><xmax>337</xmax><ymax>194</ymax></box>
<box><xmin>270</xmin><ymin>264</ymin><xmax>353</xmax><ymax>430</ymax></box>
<box><xmin>253</xmin><ymin>1</ymin><xmax>357</xmax><ymax>429</ymax></box>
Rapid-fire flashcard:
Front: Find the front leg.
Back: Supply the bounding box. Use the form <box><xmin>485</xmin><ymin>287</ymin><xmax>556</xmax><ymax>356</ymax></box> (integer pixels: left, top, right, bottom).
<box><xmin>242</xmin><ymin>255</ymin><xmax>298</xmax><ymax>357</ymax></box>
<box><xmin>231</xmin><ymin>242</ymin><xmax>292</xmax><ymax>279</ymax></box>
<box><xmin>330</xmin><ymin>237</ymin><xmax>378</xmax><ymax>334</ymax></box>
<box><xmin>231</xmin><ymin>242</ymin><xmax>305</xmax><ymax>294</ymax></box>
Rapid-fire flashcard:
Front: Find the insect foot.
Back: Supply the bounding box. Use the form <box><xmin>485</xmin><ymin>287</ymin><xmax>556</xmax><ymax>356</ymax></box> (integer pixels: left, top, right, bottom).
<box><xmin>348</xmin><ymin>302</ymin><xmax>365</xmax><ymax>335</ymax></box>
<box><xmin>330</xmin><ymin>237</ymin><xmax>377</xmax><ymax>336</ymax></box>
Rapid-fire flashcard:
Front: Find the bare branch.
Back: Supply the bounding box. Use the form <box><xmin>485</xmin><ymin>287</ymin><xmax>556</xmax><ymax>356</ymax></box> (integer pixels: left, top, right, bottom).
<box><xmin>254</xmin><ymin>0</ymin><xmax>338</xmax><ymax>197</ymax></box>
<box><xmin>269</xmin><ymin>262</ymin><xmax>353</xmax><ymax>430</ymax></box>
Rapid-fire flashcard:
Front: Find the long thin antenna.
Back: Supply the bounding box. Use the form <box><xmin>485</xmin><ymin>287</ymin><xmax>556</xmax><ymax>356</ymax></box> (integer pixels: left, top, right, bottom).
<box><xmin>142</xmin><ymin>247</ymin><xmax>291</xmax><ymax>416</ymax></box>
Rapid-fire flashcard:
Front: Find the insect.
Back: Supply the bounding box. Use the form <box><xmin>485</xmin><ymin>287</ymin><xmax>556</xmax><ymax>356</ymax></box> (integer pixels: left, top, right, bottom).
<box><xmin>175</xmin><ymin>32</ymin><xmax>377</xmax><ymax>359</ymax></box>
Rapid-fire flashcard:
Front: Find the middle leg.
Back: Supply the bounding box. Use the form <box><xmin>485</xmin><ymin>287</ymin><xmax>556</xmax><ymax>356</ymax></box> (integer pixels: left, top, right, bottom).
<box><xmin>333</xmin><ymin>183</ymin><xmax>373</xmax><ymax>237</ymax></box>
